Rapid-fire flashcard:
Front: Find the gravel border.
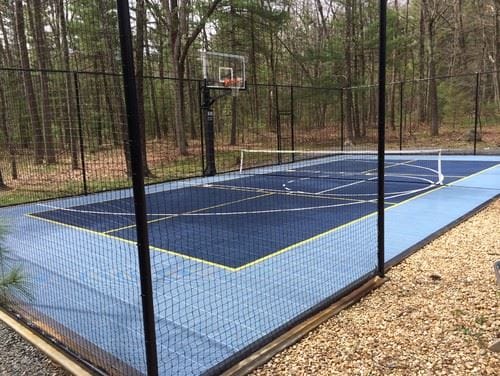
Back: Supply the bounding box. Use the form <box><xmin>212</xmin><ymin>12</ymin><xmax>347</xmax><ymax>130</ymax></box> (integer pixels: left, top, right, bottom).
<box><xmin>0</xmin><ymin>318</ymin><xmax>69</xmax><ymax>376</ymax></box>
<box><xmin>252</xmin><ymin>199</ymin><xmax>500</xmax><ymax>375</ymax></box>
<box><xmin>1</xmin><ymin>201</ymin><xmax>498</xmax><ymax>375</ymax></box>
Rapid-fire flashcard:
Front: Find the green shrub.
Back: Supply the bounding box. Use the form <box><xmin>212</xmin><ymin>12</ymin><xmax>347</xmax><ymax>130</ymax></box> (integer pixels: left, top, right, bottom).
<box><xmin>0</xmin><ymin>224</ymin><xmax>30</xmax><ymax>307</ymax></box>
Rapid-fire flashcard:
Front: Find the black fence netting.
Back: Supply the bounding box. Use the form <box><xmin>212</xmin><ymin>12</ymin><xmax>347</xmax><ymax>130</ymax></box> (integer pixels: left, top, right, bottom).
<box><xmin>0</xmin><ymin>2</ymin><xmax>498</xmax><ymax>375</ymax></box>
<box><xmin>0</xmin><ymin>62</ymin><xmax>499</xmax><ymax>375</ymax></box>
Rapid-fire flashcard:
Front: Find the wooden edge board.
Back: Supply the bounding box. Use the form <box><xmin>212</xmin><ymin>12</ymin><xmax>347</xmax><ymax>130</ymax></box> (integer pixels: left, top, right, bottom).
<box><xmin>0</xmin><ymin>307</ymin><xmax>94</xmax><ymax>376</ymax></box>
<box><xmin>221</xmin><ymin>276</ymin><xmax>387</xmax><ymax>376</ymax></box>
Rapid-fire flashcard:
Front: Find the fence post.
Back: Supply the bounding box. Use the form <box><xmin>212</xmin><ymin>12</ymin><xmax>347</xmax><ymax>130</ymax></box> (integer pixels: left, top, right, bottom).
<box><xmin>290</xmin><ymin>85</ymin><xmax>295</xmax><ymax>160</ymax></box>
<box><xmin>473</xmin><ymin>72</ymin><xmax>480</xmax><ymax>155</ymax></box>
<box><xmin>198</xmin><ymin>80</ymin><xmax>205</xmax><ymax>175</ymax></box>
<box><xmin>73</xmin><ymin>72</ymin><xmax>87</xmax><ymax>195</ymax></box>
<box><xmin>399</xmin><ymin>81</ymin><xmax>404</xmax><ymax>151</ymax></box>
<box><xmin>116</xmin><ymin>2</ymin><xmax>159</xmax><ymax>376</ymax></box>
<box><xmin>377</xmin><ymin>0</ymin><xmax>387</xmax><ymax>278</ymax></box>
<box><xmin>340</xmin><ymin>88</ymin><xmax>344</xmax><ymax>151</ymax></box>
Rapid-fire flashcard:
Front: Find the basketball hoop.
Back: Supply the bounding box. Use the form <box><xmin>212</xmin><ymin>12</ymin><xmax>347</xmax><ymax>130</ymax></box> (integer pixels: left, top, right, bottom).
<box><xmin>223</xmin><ymin>77</ymin><xmax>242</xmax><ymax>97</ymax></box>
<box><xmin>201</xmin><ymin>51</ymin><xmax>246</xmax><ymax>91</ymax></box>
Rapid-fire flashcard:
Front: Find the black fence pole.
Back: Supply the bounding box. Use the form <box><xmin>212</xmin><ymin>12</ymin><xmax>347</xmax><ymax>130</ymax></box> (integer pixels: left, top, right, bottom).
<box><xmin>73</xmin><ymin>72</ymin><xmax>87</xmax><ymax>195</ymax></box>
<box><xmin>377</xmin><ymin>0</ymin><xmax>387</xmax><ymax>278</ymax></box>
<box><xmin>473</xmin><ymin>72</ymin><xmax>480</xmax><ymax>155</ymax></box>
<box><xmin>340</xmin><ymin>89</ymin><xmax>345</xmax><ymax>151</ymax></box>
<box><xmin>399</xmin><ymin>81</ymin><xmax>404</xmax><ymax>151</ymax></box>
<box><xmin>198</xmin><ymin>80</ymin><xmax>205</xmax><ymax>175</ymax></box>
<box><xmin>115</xmin><ymin>2</ymin><xmax>158</xmax><ymax>376</ymax></box>
<box><xmin>275</xmin><ymin>85</ymin><xmax>282</xmax><ymax>163</ymax></box>
<box><xmin>290</xmin><ymin>85</ymin><xmax>295</xmax><ymax>161</ymax></box>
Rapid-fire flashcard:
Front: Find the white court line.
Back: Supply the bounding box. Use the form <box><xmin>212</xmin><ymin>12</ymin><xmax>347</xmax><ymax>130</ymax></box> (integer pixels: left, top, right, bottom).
<box><xmin>316</xmin><ymin>177</ymin><xmax>377</xmax><ymax>195</ymax></box>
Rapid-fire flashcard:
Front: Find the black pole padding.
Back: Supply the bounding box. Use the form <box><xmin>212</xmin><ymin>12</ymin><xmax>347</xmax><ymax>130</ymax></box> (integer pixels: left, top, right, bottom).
<box><xmin>201</xmin><ymin>82</ymin><xmax>216</xmax><ymax>176</ymax></box>
<box><xmin>115</xmin><ymin>2</ymin><xmax>158</xmax><ymax>376</ymax></box>
<box><xmin>399</xmin><ymin>81</ymin><xmax>404</xmax><ymax>151</ymax></box>
<box><xmin>377</xmin><ymin>0</ymin><xmax>387</xmax><ymax>278</ymax></box>
<box><xmin>473</xmin><ymin>72</ymin><xmax>480</xmax><ymax>156</ymax></box>
<box><xmin>74</xmin><ymin>72</ymin><xmax>87</xmax><ymax>195</ymax></box>
<box><xmin>340</xmin><ymin>89</ymin><xmax>345</xmax><ymax>151</ymax></box>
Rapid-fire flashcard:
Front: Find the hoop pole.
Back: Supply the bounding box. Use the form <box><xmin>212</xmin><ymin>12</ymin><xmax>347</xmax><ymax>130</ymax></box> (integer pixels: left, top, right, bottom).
<box><xmin>116</xmin><ymin>2</ymin><xmax>158</xmax><ymax>375</ymax></box>
<box><xmin>377</xmin><ymin>0</ymin><xmax>387</xmax><ymax>278</ymax></box>
<box><xmin>202</xmin><ymin>81</ymin><xmax>216</xmax><ymax>176</ymax></box>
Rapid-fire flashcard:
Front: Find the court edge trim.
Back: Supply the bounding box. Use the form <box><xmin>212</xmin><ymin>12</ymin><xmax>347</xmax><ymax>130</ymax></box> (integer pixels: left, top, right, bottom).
<box><xmin>25</xmin><ymin>163</ymin><xmax>499</xmax><ymax>273</ymax></box>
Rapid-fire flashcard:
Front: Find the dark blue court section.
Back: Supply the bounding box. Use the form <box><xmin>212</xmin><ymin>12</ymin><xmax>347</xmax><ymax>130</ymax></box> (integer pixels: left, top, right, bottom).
<box><xmin>31</xmin><ymin>159</ymin><xmax>498</xmax><ymax>269</ymax></box>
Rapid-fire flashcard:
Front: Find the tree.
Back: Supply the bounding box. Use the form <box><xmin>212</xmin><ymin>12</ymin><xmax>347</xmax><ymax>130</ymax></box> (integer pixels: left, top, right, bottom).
<box><xmin>0</xmin><ymin>169</ymin><xmax>6</xmax><ymax>190</ymax></box>
<box><xmin>422</xmin><ymin>0</ymin><xmax>447</xmax><ymax>137</ymax></box>
<box><xmin>57</xmin><ymin>0</ymin><xmax>79</xmax><ymax>170</ymax></box>
<box><xmin>135</xmin><ymin>0</ymin><xmax>153</xmax><ymax>177</ymax></box>
<box><xmin>344</xmin><ymin>0</ymin><xmax>355</xmax><ymax>142</ymax></box>
<box><xmin>96</xmin><ymin>0</ymin><xmax>132</xmax><ymax>176</ymax></box>
<box><xmin>14</xmin><ymin>0</ymin><xmax>44</xmax><ymax>165</ymax></box>
<box><xmin>30</xmin><ymin>0</ymin><xmax>57</xmax><ymax>163</ymax></box>
<box><xmin>161</xmin><ymin>0</ymin><xmax>223</xmax><ymax>155</ymax></box>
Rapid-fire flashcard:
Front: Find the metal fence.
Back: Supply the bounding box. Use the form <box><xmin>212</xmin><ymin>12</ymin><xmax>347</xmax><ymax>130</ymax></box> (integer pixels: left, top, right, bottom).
<box><xmin>0</xmin><ymin>23</ymin><xmax>499</xmax><ymax>376</ymax></box>
<box><xmin>1</xmin><ymin>68</ymin><xmax>497</xmax><ymax>207</ymax></box>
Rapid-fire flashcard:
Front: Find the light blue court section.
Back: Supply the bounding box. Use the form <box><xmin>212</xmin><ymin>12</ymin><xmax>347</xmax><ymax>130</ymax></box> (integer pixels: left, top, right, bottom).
<box><xmin>385</xmin><ymin>155</ymin><xmax>499</xmax><ymax>264</ymax></box>
<box><xmin>0</xmin><ymin>153</ymin><xmax>498</xmax><ymax>375</ymax></box>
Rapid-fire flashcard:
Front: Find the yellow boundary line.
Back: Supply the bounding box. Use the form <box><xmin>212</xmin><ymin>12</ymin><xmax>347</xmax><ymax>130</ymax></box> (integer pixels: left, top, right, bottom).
<box><xmin>26</xmin><ymin>213</ymin><xmax>237</xmax><ymax>271</ymax></box>
<box><xmin>0</xmin><ymin>308</ymin><xmax>93</xmax><ymax>376</ymax></box>
<box><xmin>26</xmin><ymin>163</ymin><xmax>499</xmax><ymax>273</ymax></box>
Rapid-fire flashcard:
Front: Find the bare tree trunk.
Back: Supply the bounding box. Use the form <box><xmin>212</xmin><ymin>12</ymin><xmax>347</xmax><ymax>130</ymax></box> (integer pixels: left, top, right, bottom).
<box><xmin>31</xmin><ymin>0</ymin><xmax>56</xmax><ymax>164</ymax></box>
<box><xmin>97</xmin><ymin>0</ymin><xmax>131</xmax><ymax>175</ymax></box>
<box><xmin>344</xmin><ymin>0</ymin><xmax>355</xmax><ymax>142</ymax></box>
<box><xmin>135</xmin><ymin>0</ymin><xmax>153</xmax><ymax>176</ymax></box>
<box><xmin>417</xmin><ymin>3</ymin><xmax>427</xmax><ymax>125</ymax></box>
<box><xmin>423</xmin><ymin>0</ymin><xmax>439</xmax><ymax>136</ymax></box>
<box><xmin>389</xmin><ymin>0</ymin><xmax>400</xmax><ymax>131</ymax></box>
<box><xmin>0</xmin><ymin>168</ymin><xmax>6</xmax><ymax>190</ymax></box>
<box><xmin>58</xmin><ymin>0</ymin><xmax>79</xmax><ymax>170</ymax></box>
<box><xmin>145</xmin><ymin>37</ymin><xmax>162</xmax><ymax>140</ymax></box>
<box><xmin>494</xmin><ymin>0</ymin><xmax>500</xmax><ymax>107</ymax></box>
<box><xmin>171</xmin><ymin>61</ymin><xmax>189</xmax><ymax>154</ymax></box>
<box><xmin>163</xmin><ymin>0</ymin><xmax>222</xmax><ymax>155</ymax></box>
<box><xmin>249</xmin><ymin>9</ymin><xmax>259</xmax><ymax>127</ymax></box>
<box><xmin>14</xmin><ymin>0</ymin><xmax>44</xmax><ymax>165</ymax></box>
<box><xmin>0</xmin><ymin>79</ymin><xmax>17</xmax><ymax>181</ymax></box>
<box><xmin>186</xmin><ymin>61</ymin><xmax>197</xmax><ymax>140</ymax></box>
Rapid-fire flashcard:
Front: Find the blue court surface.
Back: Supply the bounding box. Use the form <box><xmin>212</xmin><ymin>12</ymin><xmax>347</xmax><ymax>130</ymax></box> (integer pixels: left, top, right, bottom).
<box><xmin>1</xmin><ymin>153</ymin><xmax>499</xmax><ymax>375</ymax></box>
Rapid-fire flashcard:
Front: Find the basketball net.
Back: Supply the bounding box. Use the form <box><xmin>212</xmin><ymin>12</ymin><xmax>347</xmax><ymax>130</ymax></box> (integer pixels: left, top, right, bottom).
<box><xmin>223</xmin><ymin>77</ymin><xmax>241</xmax><ymax>97</ymax></box>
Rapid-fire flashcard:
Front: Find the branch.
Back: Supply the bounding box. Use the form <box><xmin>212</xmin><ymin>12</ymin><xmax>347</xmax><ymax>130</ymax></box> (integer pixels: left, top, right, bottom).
<box><xmin>180</xmin><ymin>0</ymin><xmax>223</xmax><ymax>64</ymax></box>
<box><xmin>274</xmin><ymin>32</ymin><xmax>314</xmax><ymax>84</ymax></box>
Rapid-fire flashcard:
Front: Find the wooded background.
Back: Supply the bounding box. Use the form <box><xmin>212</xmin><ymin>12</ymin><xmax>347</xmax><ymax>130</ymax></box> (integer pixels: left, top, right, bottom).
<box><xmin>0</xmin><ymin>0</ymin><xmax>499</xmax><ymax>204</ymax></box>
